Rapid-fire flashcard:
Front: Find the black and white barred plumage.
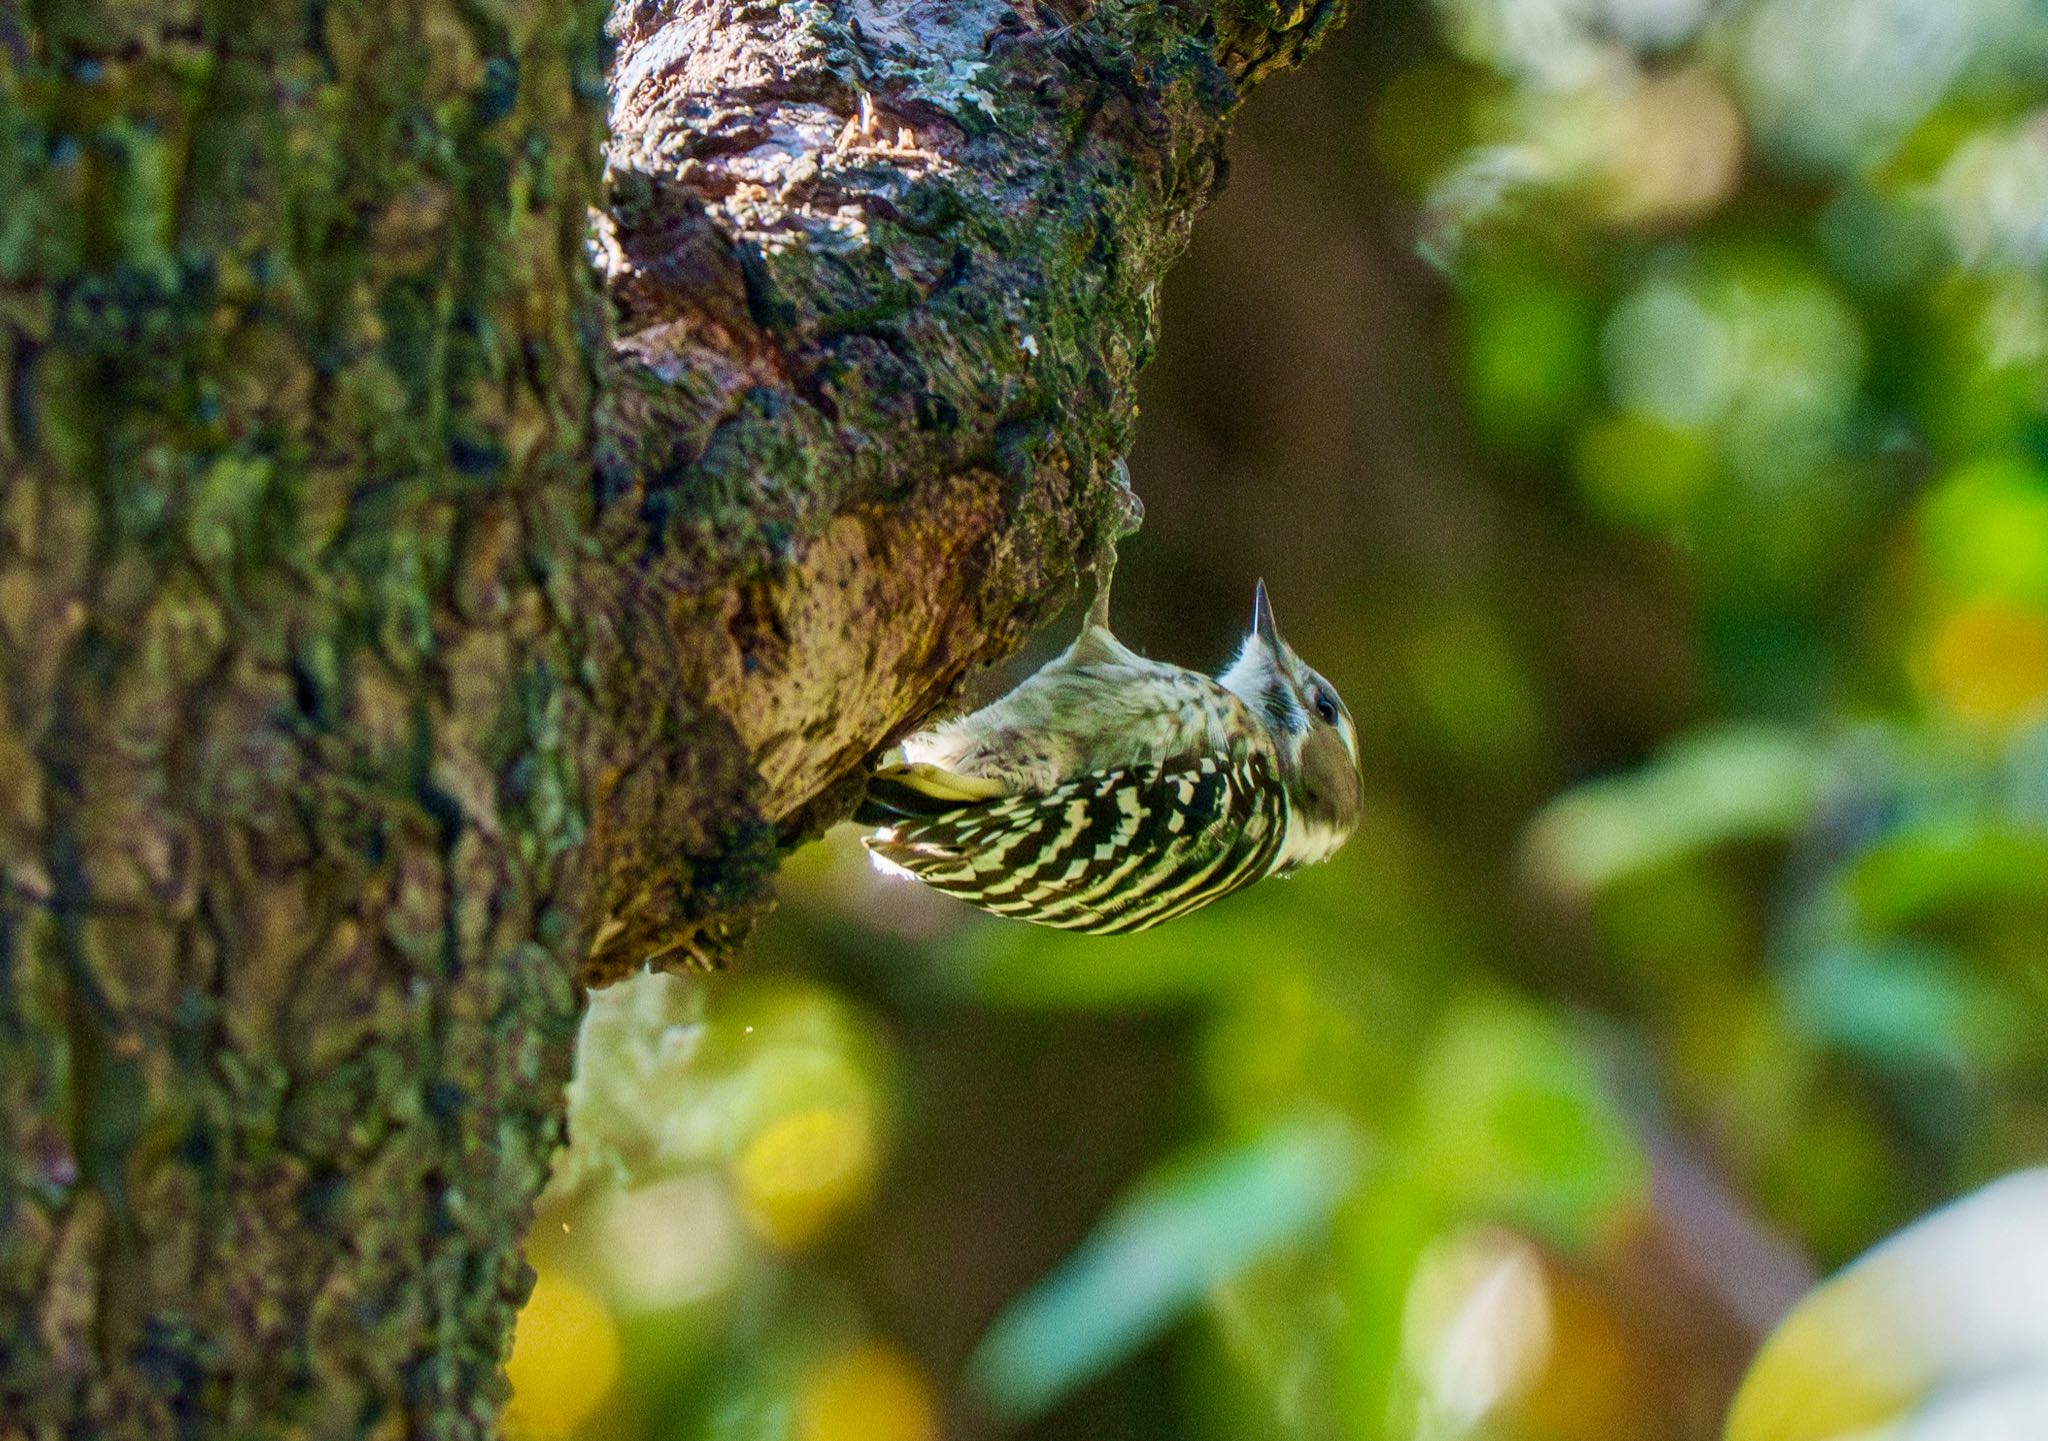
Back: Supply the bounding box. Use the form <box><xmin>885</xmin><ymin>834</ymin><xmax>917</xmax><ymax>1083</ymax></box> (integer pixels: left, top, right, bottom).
<box><xmin>857</xmin><ymin>565</ymin><xmax>1361</xmax><ymax>934</ymax></box>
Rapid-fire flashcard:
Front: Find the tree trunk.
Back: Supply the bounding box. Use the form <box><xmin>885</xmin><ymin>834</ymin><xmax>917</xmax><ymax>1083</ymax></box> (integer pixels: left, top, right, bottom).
<box><xmin>0</xmin><ymin>0</ymin><xmax>1342</xmax><ymax>1431</ymax></box>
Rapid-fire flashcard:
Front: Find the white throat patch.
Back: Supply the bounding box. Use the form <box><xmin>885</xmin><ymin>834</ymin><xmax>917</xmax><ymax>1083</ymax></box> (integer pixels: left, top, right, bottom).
<box><xmin>1271</xmin><ymin>802</ymin><xmax>1349</xmax><ymax>874</ymax></box>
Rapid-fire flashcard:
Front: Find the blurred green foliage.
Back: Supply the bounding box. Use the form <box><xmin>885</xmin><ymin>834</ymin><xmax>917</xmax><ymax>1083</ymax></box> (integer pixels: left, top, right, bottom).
<box><xmin>509</xmin><ymin>2</ymin><xmax>2048</xmax><ymax>1437</ymax></box>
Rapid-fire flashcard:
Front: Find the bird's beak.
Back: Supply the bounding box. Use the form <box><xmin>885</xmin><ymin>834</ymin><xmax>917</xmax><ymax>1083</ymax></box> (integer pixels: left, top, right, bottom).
<box><xmin>1254</xmin><ymin>579</ymin><xmax>1283</xmax><ymax>653</ymax></box>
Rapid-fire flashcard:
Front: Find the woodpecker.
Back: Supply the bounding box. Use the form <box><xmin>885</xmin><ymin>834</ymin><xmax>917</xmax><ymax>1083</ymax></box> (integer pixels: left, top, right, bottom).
<box><xmin>856</xmin><ymin>567</ymin><xmax>1362</xmax><ymax>933</ymax></box>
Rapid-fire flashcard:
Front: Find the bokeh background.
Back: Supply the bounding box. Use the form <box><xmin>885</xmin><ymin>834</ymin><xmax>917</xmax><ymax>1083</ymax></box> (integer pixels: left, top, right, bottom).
<box><xmin>508</xmin><ymin>2</ymin><xmax>2048</xmax><ymax>1437</ymax></box>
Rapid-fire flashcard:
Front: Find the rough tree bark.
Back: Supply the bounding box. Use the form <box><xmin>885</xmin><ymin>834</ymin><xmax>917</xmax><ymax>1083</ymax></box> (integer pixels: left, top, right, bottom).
<box><xmin>0</xmin><ymin>0</ymin><xmax>1341</xmax><ymax>1432</ymax></box>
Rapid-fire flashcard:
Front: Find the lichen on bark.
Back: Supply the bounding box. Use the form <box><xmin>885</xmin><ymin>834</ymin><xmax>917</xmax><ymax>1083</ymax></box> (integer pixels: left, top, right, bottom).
<box><xmin>0</xmin><ymin>0</ymin><xmax>1344</xmax><ymax>1429</ymax></box>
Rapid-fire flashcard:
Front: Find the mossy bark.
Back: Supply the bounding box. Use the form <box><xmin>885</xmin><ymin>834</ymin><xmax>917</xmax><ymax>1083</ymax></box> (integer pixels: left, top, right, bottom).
<box><xmin>0</xmin><ymin>0</ymin><xmax>1342</xmax><ymax>1430</ymax></box>
<box><xmin>579</xmin><ymin>0</ymin><xmax>1343</xmax><ymax>976</ymax></box>
<box><xmin>0</xmin><ymin>0</ymin><xmax>606</xmax><ymax>1431</ymax></box>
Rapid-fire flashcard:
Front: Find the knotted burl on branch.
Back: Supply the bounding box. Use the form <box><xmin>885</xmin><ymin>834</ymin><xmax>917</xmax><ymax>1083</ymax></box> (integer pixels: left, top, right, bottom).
<box><xmin>575</xmin><ymin>0</ymin><xmax>1344</xmax><ymax>980</ymax></box>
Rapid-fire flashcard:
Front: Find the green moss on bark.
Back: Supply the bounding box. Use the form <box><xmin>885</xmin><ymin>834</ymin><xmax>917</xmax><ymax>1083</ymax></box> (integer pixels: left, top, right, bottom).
<box><xmin>0</xmin><ymin>1</ymin><xmax>607</xmax><ymax>1433</ymax></box>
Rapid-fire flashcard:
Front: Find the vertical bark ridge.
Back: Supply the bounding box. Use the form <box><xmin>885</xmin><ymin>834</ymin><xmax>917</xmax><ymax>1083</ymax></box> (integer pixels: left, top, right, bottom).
<box><xmin>0</xmin><ymin>0</ymin><xmax>608</xmax><ymax>1432</ymax></box>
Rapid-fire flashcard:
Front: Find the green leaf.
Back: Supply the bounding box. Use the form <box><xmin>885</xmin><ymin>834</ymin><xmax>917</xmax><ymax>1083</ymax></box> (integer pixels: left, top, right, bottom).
<box><xmin>1407</xmin><ymin>997</ymin><xmax>1648</xmax><ymax>1250</ymax></box>
<box><xmin>1919</xmin><ymin>456</ymin><xmax>2048</xmax><ymax>607</ymax></box>
<box><xmin>1524</xmin><ymin>724</ymin><xmax>1822</xmax><ymax>896</ymax></box>
<box><xmin>1848</xmin><ymin>819</ymin><xmax>2048</xmax><ymax>928</ymax></box>
<box><xmin>966</xmin><ymin>1118</ymin><xmax>1363</xmax><ymax>1422</ymax></box>
<box><xmin>1783</xmin><ymin>941</ymin><xmax>2025</xmax><ymax>1071</ymax></box>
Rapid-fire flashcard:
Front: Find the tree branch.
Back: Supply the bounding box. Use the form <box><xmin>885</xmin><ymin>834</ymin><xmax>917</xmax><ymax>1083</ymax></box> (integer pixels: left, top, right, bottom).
<box><xmin>577</xmin><ymin>0</ymin><xmax>1345</xmax><ymax>979</ymax></box>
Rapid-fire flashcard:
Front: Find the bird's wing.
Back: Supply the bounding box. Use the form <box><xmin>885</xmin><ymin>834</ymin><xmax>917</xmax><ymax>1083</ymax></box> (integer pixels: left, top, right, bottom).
<box><xmin>863</xmin><ymin>749</ymin><xmax>1287</xmax><ymax>935</ymax></box>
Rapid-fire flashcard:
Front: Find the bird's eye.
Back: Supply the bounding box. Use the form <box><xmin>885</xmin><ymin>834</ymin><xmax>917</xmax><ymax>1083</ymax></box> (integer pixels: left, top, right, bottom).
<box><xmin>1311</xmin><ymin>688</ymin><xmax>1338</xmax><ymax>725</ymax></box>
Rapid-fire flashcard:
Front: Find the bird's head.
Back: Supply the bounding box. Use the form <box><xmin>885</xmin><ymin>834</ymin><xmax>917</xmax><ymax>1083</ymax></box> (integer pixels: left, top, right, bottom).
<box><xmin>1218</xmin><ymin>580</ymin><xmax>1362</xmax><ymax>869</ymax></box>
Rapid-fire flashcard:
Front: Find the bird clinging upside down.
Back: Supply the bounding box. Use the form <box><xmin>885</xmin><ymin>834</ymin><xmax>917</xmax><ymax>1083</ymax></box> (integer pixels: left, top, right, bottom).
<box><xmin>855</xmin><ymin>564</ymin><xmax>1363</xmax><ymax>934</ymax></box>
